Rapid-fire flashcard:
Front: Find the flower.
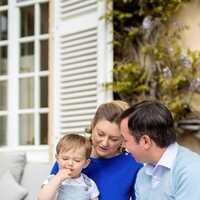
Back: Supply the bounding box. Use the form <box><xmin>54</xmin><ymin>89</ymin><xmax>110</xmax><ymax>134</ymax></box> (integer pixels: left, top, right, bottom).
<box><xmin>142</xmin><ymin>16</ymin><xmax>160</xmax><ymax>31</ymax></box>
<box><xmin>172</xmin><ymin>22</ymin><xmax>185</xmax><ymax>32</ymax></box>
<box><xmin>179</xmin><ymin>52</ymin><xmax>192</xmax><ymax>69</ymax></box>
<box><xmin>142</xmin><ymin>16</ymin><xmax>152</xmax><ymax>30</ymax></box>
<box><xmin>190</xmin><ymin>78</ymin><xmax>200</xmax><ymax>90</ymax></box>
<box><xmin>163</xmin><ymin>67</ymin><xmax>172</xmax><ymax>78</ymax></box>
<box><xmin>167</xmin><ymin>47</ymin><xmax>174</xmax><ymax>56</ymax></box>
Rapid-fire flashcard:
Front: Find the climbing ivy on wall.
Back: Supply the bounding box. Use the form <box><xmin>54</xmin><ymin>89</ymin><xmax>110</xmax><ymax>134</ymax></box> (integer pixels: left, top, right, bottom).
<box><xmin>105</xmin><ymin>0</ymin><xmax>200</xmax><ymax>121</ymax></box>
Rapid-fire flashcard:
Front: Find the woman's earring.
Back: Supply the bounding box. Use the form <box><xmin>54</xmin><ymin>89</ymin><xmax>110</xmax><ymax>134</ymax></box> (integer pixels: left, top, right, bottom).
<box><xmin>119</xmin><ymin>146</ymin><xmax>125</xmax><ymax>153</ymax></box>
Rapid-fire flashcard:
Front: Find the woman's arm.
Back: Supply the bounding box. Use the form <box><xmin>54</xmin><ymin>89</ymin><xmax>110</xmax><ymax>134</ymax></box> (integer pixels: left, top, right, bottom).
<box><xmin>50</xmin><ymin>162</ymin><xmax>59</xmax><ymax>175</ymax></box>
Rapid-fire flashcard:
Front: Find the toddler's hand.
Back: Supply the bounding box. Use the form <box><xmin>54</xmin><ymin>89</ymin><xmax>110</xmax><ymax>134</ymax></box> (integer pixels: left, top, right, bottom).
<box><xmin>57</xmin><ymin>168</ymin><xmax>72</xmax><ymax>182</ymax></box>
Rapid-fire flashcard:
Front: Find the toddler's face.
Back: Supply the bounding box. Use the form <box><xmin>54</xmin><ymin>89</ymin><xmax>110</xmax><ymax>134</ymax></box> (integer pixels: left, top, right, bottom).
<box><xmin>57</xmin><ymin>147</ymin><xmax>90</xmax><ymax>178</ymax></box>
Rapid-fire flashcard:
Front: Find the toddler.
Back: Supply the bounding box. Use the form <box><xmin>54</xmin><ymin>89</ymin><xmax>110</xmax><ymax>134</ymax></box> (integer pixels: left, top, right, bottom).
<box><xmin>38</xmin><ymin>134</ymin><xmax>99</xmax><ymax>200</ymax></box>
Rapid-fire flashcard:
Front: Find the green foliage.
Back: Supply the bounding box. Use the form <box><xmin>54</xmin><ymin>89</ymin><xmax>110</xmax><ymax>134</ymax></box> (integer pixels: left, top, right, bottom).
<box><xmin>105</xmin><ymin>62</ymin><xmax>149</xmax><ymax>102</ymax></box>
<box><xmin>105</xmin><ymin>0</ymin><xmax>200</xmax><ymax>120</ymax></box>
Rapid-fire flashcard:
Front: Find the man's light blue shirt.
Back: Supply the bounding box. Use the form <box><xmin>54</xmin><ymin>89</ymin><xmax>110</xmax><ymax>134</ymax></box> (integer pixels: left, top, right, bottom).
<box><xmin>144</xmin><ymin>142</ymin><xmax>178</xmax><ymax>188</ymax></box>
<box><xmin>135</xmin><ymin>143</ymin><xmax>200</xmax><ymax>200</ymax></box>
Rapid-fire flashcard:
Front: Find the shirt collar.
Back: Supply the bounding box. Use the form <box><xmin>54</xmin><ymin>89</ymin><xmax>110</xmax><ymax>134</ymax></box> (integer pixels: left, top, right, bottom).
<box><xmin>63</xmin><ymin>173</ymin><xmax>84</xmax><ymax>184</ymax></box>
<box><xmin>158</xmin><ymin>142</ymin><xmax>178</xmax><ymax>169</ymax></box>
<box><xmin>145</xmin><ymin>142</ymin><xmax>178</xmax><ymax>175</ymax></box>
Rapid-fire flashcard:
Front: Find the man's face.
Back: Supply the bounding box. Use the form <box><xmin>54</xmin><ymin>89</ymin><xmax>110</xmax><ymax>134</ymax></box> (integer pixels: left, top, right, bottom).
<box><xmin>120</xmin><ymin>118</ymin><xmax>146</xmax><ymax>163</ymax></box>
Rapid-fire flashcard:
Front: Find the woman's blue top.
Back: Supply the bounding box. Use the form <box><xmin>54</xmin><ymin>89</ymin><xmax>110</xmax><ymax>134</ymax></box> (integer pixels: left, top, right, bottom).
<box><xmin>51</xmin><ymin>152</ymin><xmax>143</xmax><ymax>200</ymax></box>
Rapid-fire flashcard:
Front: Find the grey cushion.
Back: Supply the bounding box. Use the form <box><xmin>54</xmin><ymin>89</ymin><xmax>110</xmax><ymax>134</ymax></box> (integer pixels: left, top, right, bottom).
<box><xmin>0</xmin><ymin>170</ymin><xmax>28</xmax><ymax>200</ymax></box>
<box><xmin>21</xmin><ymin>162</ymin><xmax>51</xmax><ymax>200</ymax></box>
<box><xmin>0</xmin><ymin>152</ymin><xmax>26</xmax><ymax>183</ymax></box>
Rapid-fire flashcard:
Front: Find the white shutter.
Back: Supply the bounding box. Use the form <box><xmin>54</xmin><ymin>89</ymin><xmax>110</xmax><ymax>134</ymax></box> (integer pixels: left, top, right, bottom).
<box><xmin>52</xmin><ymin>0</ymin><xmax>113</xmax><ymax>140</ymax></box>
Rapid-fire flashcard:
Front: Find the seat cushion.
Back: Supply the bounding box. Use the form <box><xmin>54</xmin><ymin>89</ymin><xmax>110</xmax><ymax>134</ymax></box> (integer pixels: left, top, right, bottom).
<box><xmin>21</xmin><ymin>162</ymin><xmax>51</xmax><ymax>200</ymax></box>
<box><xmin>0</xmin><ymin>152</ymin><xmax>26</xmax><ymax>183</ymax></box>
<box><xmin>0</xmin><ymin>170</ymin><xmax>28</xmax><ymax>200</ymax></box>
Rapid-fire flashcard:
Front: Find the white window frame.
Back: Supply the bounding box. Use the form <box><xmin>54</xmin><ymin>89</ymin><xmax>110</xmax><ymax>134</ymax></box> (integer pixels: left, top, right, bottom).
<box><xmin>0</xmin><ymin>0</ymin><xmax>50</xmax><ymax>162</ymax></box>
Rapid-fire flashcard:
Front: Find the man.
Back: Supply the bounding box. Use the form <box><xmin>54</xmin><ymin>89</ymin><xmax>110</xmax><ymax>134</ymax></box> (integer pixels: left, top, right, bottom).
<box><xmin>120</xmin><ymin>100</ymin><xmax>200</xmax><ymax>200</ymax></box>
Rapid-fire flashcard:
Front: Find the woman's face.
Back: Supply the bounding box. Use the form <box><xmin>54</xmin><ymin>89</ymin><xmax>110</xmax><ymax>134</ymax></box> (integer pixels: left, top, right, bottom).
<box><xmin>91</xmin><ymin>119</ymin><xmax>123</xmax><ymax>158</ymax></box>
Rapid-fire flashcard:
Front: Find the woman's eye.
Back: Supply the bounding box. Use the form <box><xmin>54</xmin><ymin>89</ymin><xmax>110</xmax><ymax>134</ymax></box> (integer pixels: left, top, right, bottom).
<box><xmin>97</xmin><ymin>130</ymin><xmax>104</xmax><ymax>136</ymax></box>
<box><xmin>111</xmin><ymin>137</ymin><xmax>122</xmax><ymax>142</ymax></box>
<box><xmin>111</xmin><ymin>138</ymin><xmax>118</xmax><ymax>142</ymax></box>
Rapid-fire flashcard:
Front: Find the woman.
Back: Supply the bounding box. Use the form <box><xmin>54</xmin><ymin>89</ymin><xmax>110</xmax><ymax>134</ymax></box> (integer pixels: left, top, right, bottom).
<box><xmin>51</xmin><ymin>100</ymin><xmax>143</xmax><ymax>200</ymax></box>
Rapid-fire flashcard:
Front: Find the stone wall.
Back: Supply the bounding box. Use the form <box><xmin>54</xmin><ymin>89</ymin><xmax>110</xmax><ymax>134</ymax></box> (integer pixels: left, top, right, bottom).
<box><xmin>174</xmin><ymin>0</ymin><xmax>200</xmax><ymax>154</ymax></box>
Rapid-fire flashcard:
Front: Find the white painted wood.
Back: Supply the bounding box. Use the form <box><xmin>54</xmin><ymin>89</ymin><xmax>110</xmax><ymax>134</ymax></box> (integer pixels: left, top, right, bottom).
<box><xmin>50</xmin><ymin>0</ymin><xmax>113</xmax><ymax>158</ymax></box>
<box><xmin>0</xmin><ymin>0</ymin><xmax>50</xmax><ymax>162</ymax></box>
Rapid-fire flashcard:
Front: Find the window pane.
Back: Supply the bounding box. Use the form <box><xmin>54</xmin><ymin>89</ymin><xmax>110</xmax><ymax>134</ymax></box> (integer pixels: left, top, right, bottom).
<box><xmin>0</xmin><ymin>116</ymin><xmax>7</xmax><ymax>146</ymax></box>
<box><xmin>19</xmin><ymin>114</ymin><xmax>34</xmax><ymax>145</ymax></box>
<box><xmin>40</xmin><ymin>3</ymin><xmax>49</xmax><ymax>34</ymax></box>
<box><xmin>0</xmin><ymin>11</ymin><xmax>8</xmax><ymax>40</ymax></box>
<box><xmin>40</xmin><ymin>113</ymin><xmax>48</xmax><ymax>144</ymax></box>
<box><xmin>0</xmin><ymin>80</ymin><xmax>7</xmax><ymax>110</ymax></box>
<box><xmin>17</xmin><ymin>0</ymin><xmax>28</xmax><ymax>2</ymax></box>
<box><xmin>20</xmin><ymin>42</ymin><xmax>34</xmax><ymax>73</ymax></box>
<box><xmin>0</xmin><ymin>0</ymin><xmax>7</xmax><ymax>6</ymax></box>
<box><xmin>40</xmin><ymin>76</ymin><xmax>48</xmax><ymax>107</ymax></box>
<box><xmin>19</xmin><ymin>78</ymin><xmax>34</xmax><ymax>109</ymax></box>
<box><xmin>20</xmin><ymin>6</ymin><xmax>34</xmax><ymax>37</ymax></box>
<box><xmin>0</xmin><ymin>45</ymin><xmax>7</xmax><ymax>75</ymax></box>
<box><xmin>40</xmin><ymin>40</ymin><xmax>48</xmax><ymax>71</ymax></box>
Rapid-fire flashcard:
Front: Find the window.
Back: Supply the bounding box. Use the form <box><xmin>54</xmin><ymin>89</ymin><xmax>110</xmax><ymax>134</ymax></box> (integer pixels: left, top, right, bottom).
<box><xmin>0</xmin><ymin>0</ymin><xmax>8</xmax><ymax>146</ymax></box>
<box><xmin>0</xmin><ymin>0</ymin><xmax>49</xmax><ymax>149</ymax></box>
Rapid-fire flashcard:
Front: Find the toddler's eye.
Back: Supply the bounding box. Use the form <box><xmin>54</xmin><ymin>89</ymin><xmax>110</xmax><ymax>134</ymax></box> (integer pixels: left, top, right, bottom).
<box><xmin>75</xmin><ymin>160</ymin><xmax>81</xmax><ymax>162</ymax></box>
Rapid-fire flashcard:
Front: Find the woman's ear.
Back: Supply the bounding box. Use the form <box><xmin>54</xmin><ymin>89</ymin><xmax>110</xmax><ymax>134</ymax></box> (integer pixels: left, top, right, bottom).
<box><xmin>83</xmin><ymin>159</ymin><xmax>91</xmax><ymax>168</ymax></box>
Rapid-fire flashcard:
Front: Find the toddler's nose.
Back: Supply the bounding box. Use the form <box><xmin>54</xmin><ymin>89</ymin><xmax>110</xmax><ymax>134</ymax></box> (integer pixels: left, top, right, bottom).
<box><xmin>67</xmin><ymin>160</ymin><xmax>73</xmax><ymax>166</ymax></box>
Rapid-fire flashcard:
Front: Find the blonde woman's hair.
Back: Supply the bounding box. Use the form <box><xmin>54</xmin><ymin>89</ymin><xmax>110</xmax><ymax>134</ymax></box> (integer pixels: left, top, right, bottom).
<box><xmin>85</xmin><ymin>100</ymin><xmax>129</xmax><ymax>134</ymax></box>
<box><xmin>56</xmin><ymin>134</ymin><xmax>92</xmax><ymax>159</ymax></box>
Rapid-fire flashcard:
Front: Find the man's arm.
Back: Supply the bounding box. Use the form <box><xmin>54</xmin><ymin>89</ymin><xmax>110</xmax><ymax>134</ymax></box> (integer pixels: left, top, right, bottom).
<box><xmin>174</xmin><ymin>165</ymin><xmax>200</xmax><ymax>199</ymax></box>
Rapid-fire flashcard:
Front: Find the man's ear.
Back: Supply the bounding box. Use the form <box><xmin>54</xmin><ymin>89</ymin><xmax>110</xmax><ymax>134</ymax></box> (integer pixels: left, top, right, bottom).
<box><xmin>141</xmin><ymin>135</ymin><xmax>151</xmax><ymax>150</ymax></box>
<box><xmin>84</xmin><ymin>159</ymin><xmax>91</xmax><ymax>168</ymax></box>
